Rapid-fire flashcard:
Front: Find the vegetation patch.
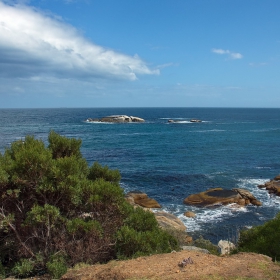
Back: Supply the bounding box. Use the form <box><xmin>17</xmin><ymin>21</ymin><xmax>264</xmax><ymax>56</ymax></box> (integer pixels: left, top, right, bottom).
<box><xmin>0</xmin><ymin>131</ymin><xmax>178</xmax><ymax>277</ymax></box>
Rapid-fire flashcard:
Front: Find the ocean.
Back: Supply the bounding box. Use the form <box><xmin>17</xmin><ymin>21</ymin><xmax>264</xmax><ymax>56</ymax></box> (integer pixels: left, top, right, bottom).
<box><xmin>1</xmin><ymin>107</ymin><xmax>280</xmax><ymax>243</ymax></box>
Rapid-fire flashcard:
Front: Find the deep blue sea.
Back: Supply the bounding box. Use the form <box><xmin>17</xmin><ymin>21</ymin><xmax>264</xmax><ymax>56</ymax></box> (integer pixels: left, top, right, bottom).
<box><xmin>1</xmin><ymin>108</ymin><xmax>280</xmax><ymax>243</ymax></box>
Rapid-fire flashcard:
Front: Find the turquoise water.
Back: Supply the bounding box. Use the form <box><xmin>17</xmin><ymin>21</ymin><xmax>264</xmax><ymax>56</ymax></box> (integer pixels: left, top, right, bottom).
<box><xmin>1</xmin><ymin>107</ymin><xmax>280</xmax><ymax>242</ymax></box>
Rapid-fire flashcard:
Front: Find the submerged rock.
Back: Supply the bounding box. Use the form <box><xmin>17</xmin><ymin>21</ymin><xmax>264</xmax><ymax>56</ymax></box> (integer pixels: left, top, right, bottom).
<box><xmin>184</xmin><ymin>187</ymin><xmax>261</xmax><ymax>207</ymax></box>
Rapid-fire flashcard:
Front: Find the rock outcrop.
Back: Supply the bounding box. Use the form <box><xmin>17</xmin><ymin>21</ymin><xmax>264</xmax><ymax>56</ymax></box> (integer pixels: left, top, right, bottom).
<box><xmin>154</xmin><ymin>211</ymin><xmax>186</xmax><ymax>232</ymax></box>
<box><xmin>86</xmin><ymin>115</ymin><xmax>145</xmax><ymax>123</ymax></box>
<box><xmin>125</xmin><ymin>191</ymin><xmax>161</xmax><ymax>208</ymax></box>
<box><xmin>184</xmin><ymin>187</ymin><xmax>262</xmax><ymax>207</ymax></box>
<box><xmin>258</xmin><ymin>175</ymin><xmax>280</xmax><ymax>196</ymax></box>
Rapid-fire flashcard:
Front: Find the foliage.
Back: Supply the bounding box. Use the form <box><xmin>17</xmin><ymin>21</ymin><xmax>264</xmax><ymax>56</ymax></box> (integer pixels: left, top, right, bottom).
<box><xmin>116</xmin><ymin>207</ymin><xmax>179</xmax><ymax>259</ymax></box>
<box><xmin>46</xmin><ymin>254</ymin><xmax>67</xmax><ymax>279</ymax></box>
<box><xmin>0</xmin><ymin>262</ymin><xmax>5</xmax><ymax>279</ymax></box>
<box><xmin>88</xmin><ymin>161</ymin><xmax>121</xmax><ymax>184</ymax></box>
<box><xmin>194</xmin><ymin>236</ymin><xmax>220</xmax><ymax>255</ymax></box>
<box><xmin>12</xmin><ymin>259</ymin><xmax>34</xmax><ymax>278</ymax></box>
<box><xmin>0</xmin><ymin>131</ymin><xmax>178</xmax><ymax>277</ymax></box>
<box><xmin>237</xmin><ymin>212</ymin><xmax>280</xmax><ymax>260</ymax></box>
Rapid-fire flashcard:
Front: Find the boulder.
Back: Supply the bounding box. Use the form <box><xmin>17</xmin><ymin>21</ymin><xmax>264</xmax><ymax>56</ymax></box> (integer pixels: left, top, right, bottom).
<box><xmin>232</xmin><ymin>188</ymin><xmax>255</xmax><ymax>200</ymax></box>
<box><xmin>184</xmin><ymin>211</ymin><xmax>196</xmax><ymax>218</ymax></box>
<box><xmin>154</xmin><ymin>211</ymin><xmax>186</xmax><ymax>232</ymax></box>
<box><xmin>125</xmin><ymin>191</ymin><xmax>161</xmax><ymax>208</ymax></box>
<box><xmin>130</xmin><ymin>116</ymin><xmax>145</xmax><ymax>122</ymax></box>
<box><xmin>274</xmin><ymin>174</ymin><xmax>280</xmax><ymax>181</ymax></box>
<box><xmin>218</xmin><ymin>240</ymin><xmax>235</xmax><ymax>255</ymax></box>
<box><xmin>184</xmin><ymin>188</ymin><xmax>240</xmax><ymax>207</ymax></box>
<box><xmin>184</xmin><ymin>188</ymin><xmax>262</xmax><ymax>207</ymax></box>
<box><xmin>258</xmin><ymin>176</ymin><xmax>280</xmax><ymax>197</ymax></box>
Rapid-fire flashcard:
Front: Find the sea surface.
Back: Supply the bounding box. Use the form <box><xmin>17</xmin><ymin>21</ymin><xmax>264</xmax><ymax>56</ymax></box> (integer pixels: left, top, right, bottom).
<box><xmin>1</xmin><ymin>107</ymin><xmax>280</xmax><ymax>243</ymax></box>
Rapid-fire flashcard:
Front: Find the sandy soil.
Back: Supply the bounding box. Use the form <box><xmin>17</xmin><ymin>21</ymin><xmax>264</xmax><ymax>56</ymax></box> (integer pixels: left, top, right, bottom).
<box><xmin>62</xmin><ymin>251</ymin><xmax>280</xmax><ymax>280</ymax></box>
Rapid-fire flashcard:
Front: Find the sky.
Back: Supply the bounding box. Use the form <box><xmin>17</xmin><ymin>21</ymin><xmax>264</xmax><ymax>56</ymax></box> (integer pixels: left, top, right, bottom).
<box><xmin>0</xmin><ymin>0</ymin><xmax>280</xmax><ymax>108</ymax></box>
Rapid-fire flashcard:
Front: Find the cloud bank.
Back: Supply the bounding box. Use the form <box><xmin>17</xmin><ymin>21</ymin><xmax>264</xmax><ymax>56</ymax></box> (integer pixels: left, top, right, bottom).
<box><xmin>212</xmin><ymin>48</ymin><xmax>243</xmax><ymax>60</ymax></box>
<box><xmin>0</xmin><ymin>1</ymin><xmax>159</xmax><ymax>81</ymax></box>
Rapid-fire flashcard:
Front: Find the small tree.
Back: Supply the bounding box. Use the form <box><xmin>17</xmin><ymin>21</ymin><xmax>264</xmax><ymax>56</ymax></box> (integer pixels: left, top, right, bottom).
<box><xmin>0</xmin><ymin>131</ymin><xmax>178</xmax><ymax>276</ymax></box>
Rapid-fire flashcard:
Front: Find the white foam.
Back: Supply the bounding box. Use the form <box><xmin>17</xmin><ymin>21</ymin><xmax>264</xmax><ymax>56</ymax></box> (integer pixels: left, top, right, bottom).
<box><xmin>160</xmin><ymin>203</ymin><xmax>248</xmax><ymax>232</ymax></box>
<box><xmin>195</xmin><ymin>129</ymin><xmax>226</xmax><ymax>133</ymax></box>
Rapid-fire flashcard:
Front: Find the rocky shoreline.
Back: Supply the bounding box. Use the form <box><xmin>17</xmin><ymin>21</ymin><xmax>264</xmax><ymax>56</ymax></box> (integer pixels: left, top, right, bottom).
<box><xmin>125</xmin><ymin>175</ymin><xmax>280</xmax><ymax>241</ymax></box>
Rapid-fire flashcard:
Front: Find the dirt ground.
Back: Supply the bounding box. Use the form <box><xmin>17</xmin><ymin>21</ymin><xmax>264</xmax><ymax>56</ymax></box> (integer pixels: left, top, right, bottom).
<box><xmin>61</xmin><ymin>251</ymin><xmax>280</xmax><ymax>280</ymax></box>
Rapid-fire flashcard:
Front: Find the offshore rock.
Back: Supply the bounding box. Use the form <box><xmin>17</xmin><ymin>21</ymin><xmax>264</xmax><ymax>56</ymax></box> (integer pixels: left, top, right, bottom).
<box><xmin>184</xmin><ymin>188</ymin><xmax>262</xmax><ymax>207</ymax></box>
<box><xmin>125</xmin><ymin>191</ymin><xmax>161</xmax><ymax>208</ymax></box>
<box><xmin>86</xmin><ymin>115</ymin><xmax>145</xmax><ymax>123</ymax></box>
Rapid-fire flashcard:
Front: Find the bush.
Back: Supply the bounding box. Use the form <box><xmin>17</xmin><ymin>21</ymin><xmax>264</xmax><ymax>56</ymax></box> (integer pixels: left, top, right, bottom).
<box><xmin>116</xmin><ymin>207</ymin><xmax>179</xmax><ymax>259</ymax></box>
<box><xmin>237</xmin><ymin>212</ymin><xmax>280</xmax><ymax>260</ymax></box>
<box><xmin>0</xmin><ymin>262</ymin><xmax>5</xmax><ymax>279</ymax></box>
<box><xmin>0</xmin><ymin>131</ymin><xmax>179</xmax><ymax>277</ymax></box>
<box><xmin>12</xmin><ymin>259</ymin><xmax>34</xmax><ymax>278</ymax></box>
<box><xmin>46</xmin><ymin>254</ymin><xmax>67</xmax><ymax>279</ymax></box>
<box><xmin>194</xmin><ymin>236</ymin><xmax>220</xmax><ymax>255</ymax></box>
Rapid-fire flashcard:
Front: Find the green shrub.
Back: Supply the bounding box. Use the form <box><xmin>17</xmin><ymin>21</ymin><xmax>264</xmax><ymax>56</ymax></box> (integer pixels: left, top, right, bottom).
<box><xmin>0</xmin><ymin>131</ymin><xmax>179</xmax><ymax>277</ymax></box>
<box><xmin>46</xmin><ymin>254</ymin><xmax>67</xmax><ymax>279</ymax></box>
<box><xmin>116</xmin><ymin>207</ymin><xmax>179</xmax><ymax>259</ymax></box>
<box><xmin>88</xmin><ymin>161</ymin><xmax>121</xmax><ymax>184</ymax></box>
<box><xmin>194</xmin><ymin>236</ymin><xmax>220</xmax><ymax>255</ymax></box>
<box><xmin>237</xmin><ymin>212</ymin><xmax>280</xmax><ymax>260</ymax></box>
<box><xmin>0</xmin><ymin>262</ymin><xmax>5</xmax><ymax>279</ymax></box>
<box><xmin>12</xmin><ymin>259</ymin><xmax>34</xmax><ymax>278</ymax></box>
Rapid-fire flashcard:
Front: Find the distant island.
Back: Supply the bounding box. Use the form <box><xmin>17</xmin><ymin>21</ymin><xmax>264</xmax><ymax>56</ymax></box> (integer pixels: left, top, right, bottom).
<box><xmin>85</xmin><ymin>115</ymin><xmax>145</xmax><ymax>123</ymax></box>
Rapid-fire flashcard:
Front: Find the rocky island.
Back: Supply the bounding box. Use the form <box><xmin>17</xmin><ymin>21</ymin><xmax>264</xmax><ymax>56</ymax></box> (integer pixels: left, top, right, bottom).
<box><xmin>86</xmin><ymin>115</ymin><xmax>145</xmax><ymax>123</ymax></box>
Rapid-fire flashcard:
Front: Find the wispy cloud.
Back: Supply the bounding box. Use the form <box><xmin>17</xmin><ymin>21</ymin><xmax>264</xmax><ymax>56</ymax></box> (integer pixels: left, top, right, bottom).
<box><xmin>0</xmin><ymin>1</ymin><xmax>159</xmax><ymax>81</ymax></box>
<box><xmin>212</xmin><ymin>48</ymin><xmax>243</xmax><ymax>60</ymax></box>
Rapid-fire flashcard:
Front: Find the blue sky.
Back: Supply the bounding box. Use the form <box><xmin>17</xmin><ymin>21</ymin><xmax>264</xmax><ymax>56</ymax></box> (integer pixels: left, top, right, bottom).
<box><xmin>0</xmin><ymin>0</ymin><xmax>279</xmax><ymax>108</ymax></box>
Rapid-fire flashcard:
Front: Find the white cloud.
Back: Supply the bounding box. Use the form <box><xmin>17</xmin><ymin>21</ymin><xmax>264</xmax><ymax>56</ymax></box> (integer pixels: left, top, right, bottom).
<box><xmin>0</xmin><ymin>1</ymin><xmax>159</xmax><ymax>81</ymax></box>
<box><xmin>212</xmin><ymin>48</ymin><xmax>243</xmax><ymax>60</ymax></box>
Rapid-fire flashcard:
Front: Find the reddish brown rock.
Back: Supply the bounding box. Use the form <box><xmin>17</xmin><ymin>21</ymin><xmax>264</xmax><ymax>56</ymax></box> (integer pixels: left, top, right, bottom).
<box><xmin>184</xmin><ymin>188</ymin><xmax>261</xmax><ymax>207</ymax></box>
<box><xmin>126</xmin><ymin>191</ymin><xmax>161</xmax><ymax>208</ymax></box>
<box><xmin>258</xmin><ymin>177</ymin><xmax>280</xmax><ymax>197</ymax></box>
<box><xmin>154</xmin><ymin>211</ymin><xmax>186</xmax><ymax>232</ymax></box>
<box><xmin>184</xmin><ymin>211</ymin><xmax>196</xmax><ymax>218</ymax></box>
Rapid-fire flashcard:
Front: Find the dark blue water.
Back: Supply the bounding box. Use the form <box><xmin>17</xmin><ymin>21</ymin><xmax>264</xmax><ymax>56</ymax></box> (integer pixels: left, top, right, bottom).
<box><xmin>1</xmin><ymin>108</ymin><xmax>280</xmax><ymax>243</ymax></box>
